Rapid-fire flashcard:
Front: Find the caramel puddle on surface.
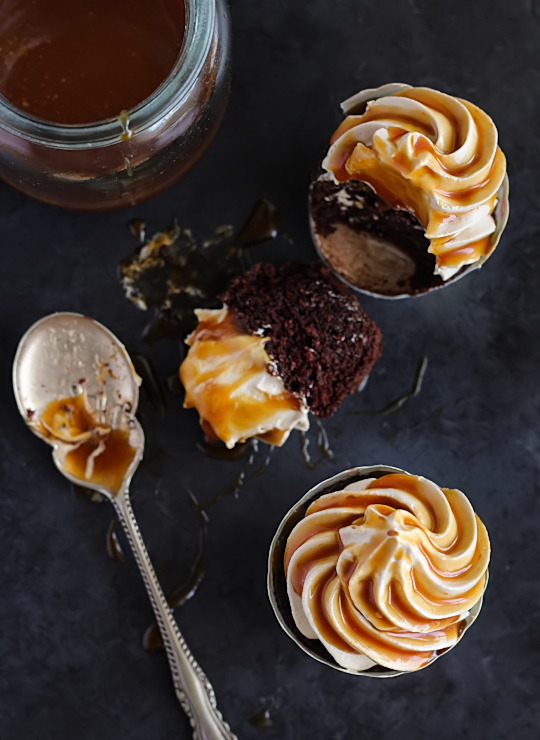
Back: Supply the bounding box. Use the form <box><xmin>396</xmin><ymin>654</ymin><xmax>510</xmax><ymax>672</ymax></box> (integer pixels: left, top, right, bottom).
<box><xmin>142</xmin><ymin>496</ymin><xmax>209</xmax><ymax>653</ymax></box>
<box><xmin>249</xmin><ymin>706</ymin><xmax>273</xmax><ymax>729</ymax></box>
<box><xmin>349</xmin><ymin>355</ymin><xmax>428</xmax><ymax>417</ymax></box>
<box><xmin>106</xmin><ymin>518</ymin><xmax>125</xmax><ymax>562</ymax></box>
<box><xmin>300</xmin><ymin>416</ymin><xmax>335</xmax><ymax>470</ymax></box>
<box><xmin>119</xmin><ymin>198</ymin><xmax>281</xmax><ymax>343</ymax></box>
<box><xmin>129</xmin><ymin>218</ymin><xmax>146</xmax><ymax>244</ymax></box>
<box><xmin>132</xmin><ymin>353</ymin><xmax>166</xmax><ymax>418</ymax></box>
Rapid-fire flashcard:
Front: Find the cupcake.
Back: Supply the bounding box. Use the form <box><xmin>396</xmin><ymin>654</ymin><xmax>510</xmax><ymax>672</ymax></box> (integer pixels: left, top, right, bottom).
<box><xmin>268</xmin><ymin>466</ymin><xmax>490</xmax><ymax>675</ymax></box>
<box><xmin>310</xmin><ymin>84</ymin><xmax>509</xmax><ymax>297</ymax></box>
<box><xmin>179</xmin><ymin>262</ymin><xmax>382</xmax><ymax>448</ymax></box>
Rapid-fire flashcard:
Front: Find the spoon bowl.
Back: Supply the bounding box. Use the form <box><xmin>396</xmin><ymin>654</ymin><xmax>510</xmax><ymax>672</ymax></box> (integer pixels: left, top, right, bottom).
<box><xmin>13</xmin><ymin>312</ymin><xmax>144</xmax><ymax>497</ymax></box>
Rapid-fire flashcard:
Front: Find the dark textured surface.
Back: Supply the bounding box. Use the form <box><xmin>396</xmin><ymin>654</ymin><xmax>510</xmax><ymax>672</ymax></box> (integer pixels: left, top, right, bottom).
<box><xmin>0</xmin><ymin>0</ymin><xmax>538</xmax><ymax>738</ymax></box>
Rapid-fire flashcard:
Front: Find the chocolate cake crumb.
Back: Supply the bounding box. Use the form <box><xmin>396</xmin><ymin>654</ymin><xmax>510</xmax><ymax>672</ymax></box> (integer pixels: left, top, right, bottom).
<box><xmin>310</xmin><ymin>174</ymin><xmax>445</xmax><ymax>295</ymax></box>
<box><xmin>220</xmin><ymin>262</ymin><xmax>382</xmax><ymax>418</ymax></box>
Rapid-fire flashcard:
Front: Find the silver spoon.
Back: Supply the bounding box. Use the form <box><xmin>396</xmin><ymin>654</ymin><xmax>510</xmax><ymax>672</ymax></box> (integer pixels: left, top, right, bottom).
<box><xmin>13</xmin><ymin>312</ymin><xmax>237</xmax><ymax>740</ymax></box>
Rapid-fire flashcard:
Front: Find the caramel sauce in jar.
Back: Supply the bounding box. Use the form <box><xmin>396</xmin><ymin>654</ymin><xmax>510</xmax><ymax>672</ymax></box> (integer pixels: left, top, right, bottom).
<box><xmin>0</xmin><ymin>0</ymin><xmax>186</xmax><ymax>125</ymax></box>
<box><xmin>0</xmin><ymin>0</ymin><xmax>231</xmax><ymax>209</ymax></box>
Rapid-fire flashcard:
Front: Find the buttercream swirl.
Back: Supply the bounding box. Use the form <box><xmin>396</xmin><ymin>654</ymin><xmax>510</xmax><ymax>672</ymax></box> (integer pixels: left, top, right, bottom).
<box><xmin>285</xmin><ymin>472</ymin><xmax>490</xmax><ymax>672</ymax></box>
<box><xmin>323</xmin><ymin>84</ymin><xmax>507</xmax><ymax>280</ymax></box>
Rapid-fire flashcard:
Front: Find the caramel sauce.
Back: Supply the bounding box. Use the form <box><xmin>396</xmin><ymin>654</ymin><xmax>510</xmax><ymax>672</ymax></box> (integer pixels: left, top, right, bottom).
<box><xmin>410</xmin><ymin>567</ymin><xmax>486</xmax><ymax>613</ymax></box>
<box><xmin>38</xmin><ymin>395</ymin><xmax>136</xmax><ymax>495</ymax></box>
<box><xmin>417</xmin><ymin>541</ymin><xmax>472</xmax><ymax>577</ymax></box>
<box><xmin>388</xmin><ymin>580</ymin><xmax>459</xmax><ymax>632</ymax></box>
<box><xmin>181</xmin><ymin>309</ymin><xmax>303</xmax><ymax>448</ymax></box>
<box><xmin>331</xmin><ymin>113</ymin><xmax>435</xmax><ymax>146</ymax></box>
<box><xmin>434</xmin><ymin>237</ymin><xmax>491</xmax><ymax>270</ymax></box>
<box><xmin>299</xmin><ymin>431</ymin><xmax>315</xmax><ymax>469</ymax></box>
<box><xmin>284</xmin><ymin>513</ymin><xmax>361</xmax><ymax>573</ymax></box>
<box><xmin>106</xmin><ymin>517</ymin><xmax>125</xmax><ymax>563</ymax></box>
<box><xmin>308</xmin><ymin>492</ymin><xmax>413</xmax><ymax>516</ymax></box>
<box><xmin>367</xmin><ymin>474</ymin><xmax>439</xmax><ymax>529</ymax></box>
<box><xmin>344</xmin><ymin>154</ymin><xmax>431</xmax><ymax>227</ymax></box>
<box><xmin>132</xmin><ymin>353</ymin><xmax>166</xmax><ymax>419</ymax></box>
<box><xmin>120</xmin><ymin>199</ymin><xmax>281</xmax><ymax>345</ymax></box>
<box><xmin>303</xmin><ymin>563</ymin><xmax>460</xmax><ymax>670</ymax></box>
<box><xmin>286</xmin><ymin>475</ymin><xmax>489</xmax><ymax>670</ymax></box>
<box><xmin>129</xmin><ymin>218</ymin><xmax>147</xmax><ymax>245</ymax></box>
<box><xmin>368</xmin><ymin>473</ymin><xmax>423</xmax><ymax>496</ymax></box>
<box><xmin>338</xmin><ymin>590</ymin><xmax>447</xmax><ymax>670</ymax></box>
<box><xmin>290</xmin><ymin>539</ymin><xmax>340</xmax><ymax>596</ymax></box>
<box><xmin>39</xmin><ymin>394</ymin><xmax>108</xmax><ymax>442</ymax></box>
<box><xmin>395</xmin><ymin>89</ymin><xmax>463</xmax><ymax>147</ymax></box>
<box><xmin>62</xmin><ymin>429</ymin><xmax>136</xmax><ymax>495</ymax></box>
<box><xmin>307</xmin><ymin>572</ymin><xmax>358</xmax><ymax>654</ymax></box>
<box><xmin>338</xmin><ymin>590</ymin><xmax>429</xmax><ymax>668</ymax></box>
<box><xmin>412</xmin><ymin>134</ymin><xmax>481</xmax><ymax>177</ymax></box>
<box><xmin>329</xmin><ymin>92</ymin><xmax>505</xmax><ymax>278</ymax></box>
<box><xmin>436</xmin><ymin>175</ymin><xmax>495</xmax><ymax>203</ymax></box>
<box><xmin>249</xmin><ymin>706</ymin><xmax>273</xmax><ymax>729</ymax></box>
<box><xmin>0</xmin><ymin>0</ymin><xmax>186</xmax><ymax>124</ymax></box>
<box><xmin>340</xmin><ymin>554</ymin><xmax>357</xmax><ymax>584</ymax></box>
<box><xmin>142</xmin><ymin>622</ymin><xmax>164</xmax><ymax>654</ymax></box>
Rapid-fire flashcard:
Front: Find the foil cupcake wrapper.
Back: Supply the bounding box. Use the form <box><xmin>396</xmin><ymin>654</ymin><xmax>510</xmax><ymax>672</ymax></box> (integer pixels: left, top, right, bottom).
<box><xmin>310</xmin><ymin>82</ymin><xmax>510</xmax><ymax>299</ymax></box>
<box><xmin>267</xmin><ymin>465</ymin><xmax>487</xmax><ymax>678</ymax></box>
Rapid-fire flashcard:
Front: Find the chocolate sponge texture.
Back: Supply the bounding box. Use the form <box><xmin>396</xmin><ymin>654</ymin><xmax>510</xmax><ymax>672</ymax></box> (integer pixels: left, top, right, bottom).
<box><xmin>220</xmin><ymin>262</ymin><xmax>382</xmax><ymax>417</ymax></box>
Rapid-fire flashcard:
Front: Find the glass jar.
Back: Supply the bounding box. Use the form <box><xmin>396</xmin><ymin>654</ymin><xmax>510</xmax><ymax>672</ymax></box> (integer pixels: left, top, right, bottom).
<box><xmin>0</xmin><ymin>0</ymin><xmax>231</xmax><ymax>210</ymax></box>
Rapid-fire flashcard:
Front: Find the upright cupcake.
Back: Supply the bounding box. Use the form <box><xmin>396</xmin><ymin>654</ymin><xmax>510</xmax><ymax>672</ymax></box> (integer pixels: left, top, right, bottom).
<box><xmin>310</xmin><ymin>84</ymin><xmax>509</xmax><ymax>297</ymax></box>
<box><xmin>180</xmin><ymin>262</ymin><xmax>382</xmax><ymax>448</ymax></box>
<box><xmin>269</xmin><ymin>466</ymin><xmax>490</xmax><ymax>674</ymax></box>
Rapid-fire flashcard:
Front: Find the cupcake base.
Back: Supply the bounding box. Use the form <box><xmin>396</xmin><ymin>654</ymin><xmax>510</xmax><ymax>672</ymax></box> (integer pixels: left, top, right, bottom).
<box><xmin>310</xmin><ymin>175</ymin><xmax>445</xmax><ymax>297</ymax></box>
<box><xmin>309</xmin><ymin>172</ymin><xmax>510</xmax><ymax>300</ymax></box>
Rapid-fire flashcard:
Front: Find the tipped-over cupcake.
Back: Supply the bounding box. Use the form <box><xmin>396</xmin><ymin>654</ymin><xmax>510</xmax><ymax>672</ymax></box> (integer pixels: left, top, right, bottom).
<box><xmin>310</xmin><ymin>83</ymin><xmax>509</xmax><ymax>297</ymax></box>
<box><xmin>179</xmin><ymin>262</ymin><xmax>382</xmax><ymax>448</ymax></box>
<box><xmin>284</xmin><ymin>471</ymin><xmax>490</xmax><ymax>672</ymax></box>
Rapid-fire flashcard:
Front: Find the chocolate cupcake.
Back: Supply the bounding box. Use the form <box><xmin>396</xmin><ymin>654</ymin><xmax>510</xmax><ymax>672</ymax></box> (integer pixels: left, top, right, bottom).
<box><xmin>179</xmin><ymin>262</ymin><xmax>382</xmax><ymax>448</ymax></box>
<box><xmin>268</xmin><ymin>466</ymin><xmax>490</xmax><ymax>676</ymax></box>
<box><xmin>310</xmin><ymin>83</ymin><xmax>509</xmax><ymax>297</ymax></box>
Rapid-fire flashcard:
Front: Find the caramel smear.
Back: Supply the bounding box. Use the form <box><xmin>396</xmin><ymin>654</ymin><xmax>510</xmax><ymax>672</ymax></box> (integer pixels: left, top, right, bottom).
<box><xmin>285</xmin><ymin>472</ymin><xmax>490</xmax><ymax>672</ymax></box>
<box><xmin>180</xmin><ymin>307</ymin><xmax>309</xmax><ymax>449</ymax></box>
<box><xmin>37</xmin><ymin>395</ymin><xmax>136</xmax><ymax>495</ymax></box>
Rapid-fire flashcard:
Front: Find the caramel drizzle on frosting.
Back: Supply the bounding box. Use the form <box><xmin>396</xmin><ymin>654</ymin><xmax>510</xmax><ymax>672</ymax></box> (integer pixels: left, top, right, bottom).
<box><xmin>323</xmin><ymin>86</ymin><xmax>506</xmax><ymax>281</ymax></box>
<box><xmin>285</xmin><ymin>473</ymin><xmax>490</xmax><ymax>671</ymax></box>
<box><xmin>180</xmin><ymin>307</ymin><xmax>309</xmax><ymax>449</ymax></box>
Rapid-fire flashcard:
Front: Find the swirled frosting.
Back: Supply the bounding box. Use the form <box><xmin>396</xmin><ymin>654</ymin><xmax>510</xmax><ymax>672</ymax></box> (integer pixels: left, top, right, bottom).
<box><xmin>323</xmin><ymin>85</ymin><xmax>507</xmax><ymax>281</ymax></box>
<box><xmin>285</xmin><ymin>472</ymin><xmax>490</xmax><ymax>672</ymax></box>
<box><xmin>180</xmin><ymin>307</ymin><xmax>309</xmax><ymax>448</ymax></box>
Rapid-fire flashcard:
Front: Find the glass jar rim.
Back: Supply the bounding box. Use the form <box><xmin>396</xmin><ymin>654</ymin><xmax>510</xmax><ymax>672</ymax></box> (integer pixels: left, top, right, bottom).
<box><xmin>0</xmin><ymin>0</ymin><xmax>215</xmax><ymax>149</ymax></box>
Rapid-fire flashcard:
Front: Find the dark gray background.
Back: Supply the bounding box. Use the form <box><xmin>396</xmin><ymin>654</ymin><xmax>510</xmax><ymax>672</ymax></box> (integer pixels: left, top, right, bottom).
<box><xmin>1</xmin><ymin>0</ymin><xmax>538</xmax><ymax>737</ymax></box>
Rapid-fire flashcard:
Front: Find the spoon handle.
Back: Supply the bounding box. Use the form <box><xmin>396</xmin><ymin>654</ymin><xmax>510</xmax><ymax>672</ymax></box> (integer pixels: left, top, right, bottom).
<box><xmin>113</xmin><ymin>491</ymin><xmax>238</xmax><ymax>740</ymax></box>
